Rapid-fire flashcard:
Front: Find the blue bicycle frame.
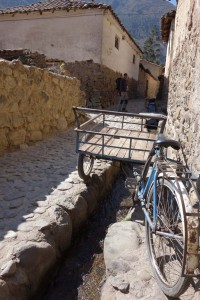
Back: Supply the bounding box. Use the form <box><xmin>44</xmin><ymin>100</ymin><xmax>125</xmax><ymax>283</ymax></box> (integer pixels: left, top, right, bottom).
<box><xmin>137</xmin><ymin>151</ymin><xmax>159</xmax><ymax>232</ymax></box>
<box><xmin>137</xmin><ymin>149</ymin><xmax>181</xmax><ymax>238</ymax></box>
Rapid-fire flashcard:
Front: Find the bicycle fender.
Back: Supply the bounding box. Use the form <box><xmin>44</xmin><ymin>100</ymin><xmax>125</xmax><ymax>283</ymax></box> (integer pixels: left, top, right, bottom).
<box><xmin>161</xmin><ymin>173</ymin><xmax>199</xmax><ymax>275</ymax></box>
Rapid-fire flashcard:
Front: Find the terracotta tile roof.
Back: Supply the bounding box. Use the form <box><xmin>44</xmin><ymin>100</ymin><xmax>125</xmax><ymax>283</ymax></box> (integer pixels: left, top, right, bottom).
<box><xmin>0</xmin><ymin>0</ymin><xmax>110</xmax><ymax>15</ymax></box>
<box><xmin>0</xmin><ymin>0</ymin><xmax>143</xmax><ymax>54</ymax></box>
<box><xmin>161</xmin><ymin>10</ymin><xmax>176</xmax><ymax>43</ymax></box>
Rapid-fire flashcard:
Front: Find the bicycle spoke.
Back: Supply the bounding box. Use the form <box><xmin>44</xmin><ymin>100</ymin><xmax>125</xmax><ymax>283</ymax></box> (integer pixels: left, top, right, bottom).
<box><xmin>151</xmin><ymin>233</ymin><xmax>183</xmax><ymax>282</ymax></box>
<box><xmin>146</xmin><ymin>180</ymin><xmax>186</xmax><ymax>289</ymax></box>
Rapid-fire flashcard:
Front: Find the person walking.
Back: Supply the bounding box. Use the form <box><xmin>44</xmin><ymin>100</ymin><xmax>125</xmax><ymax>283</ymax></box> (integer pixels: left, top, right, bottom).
<box><xmin>117</xmin><ymin>73</ymin><xmax>128</xmax><ymax>112</ymax></box>
<box><xmin>116</xmin><ymin>74</ymin><xmax>122</xmax><ymax>96</ymax></box>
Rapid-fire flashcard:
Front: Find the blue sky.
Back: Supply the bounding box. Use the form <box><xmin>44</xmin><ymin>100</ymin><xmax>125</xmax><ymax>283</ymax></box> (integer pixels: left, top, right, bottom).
<box><xmin>169</xmin><ymin>0</ymin><xmax>177</xmax><ymax>6</ymax></box>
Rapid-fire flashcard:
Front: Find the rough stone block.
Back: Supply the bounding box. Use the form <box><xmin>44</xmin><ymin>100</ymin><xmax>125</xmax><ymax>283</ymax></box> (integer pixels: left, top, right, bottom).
<box><xmin>11</xmin><ymin>114</ymin><xmax>24</xmax><ymax>128</ymax></box>
<box><xmin>29</xmin><ymin>130</ymin><xmax>42</xmax><ymax>141</ymax></box>
<box><xmin>0</xmin><ymin>113</ymin><xmax>11</xmax><ymax>128</ymax></box>
<box><xmin>0</xmin><ymin>131</ymin><xmax>8</xmax><ymax>150</ymax></box>
<box><xmin>56</xmin><ymin>117</ymin><xmax>68</xmax><ymax>130</ymax></box>
<box><xmin>8</xmin><ymin>129</ymin><xmax>26</xmax><ymax>146</ymax></box>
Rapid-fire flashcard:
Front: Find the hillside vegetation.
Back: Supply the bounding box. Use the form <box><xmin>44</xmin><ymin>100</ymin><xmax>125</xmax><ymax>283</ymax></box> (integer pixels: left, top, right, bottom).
<box><xmin>102</xmin><ymin>0</ymin><xmax>174</xmax><ymax>47</ymax></box>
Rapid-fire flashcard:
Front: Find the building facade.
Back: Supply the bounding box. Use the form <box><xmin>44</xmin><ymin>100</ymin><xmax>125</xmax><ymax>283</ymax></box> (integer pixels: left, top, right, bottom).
<box><xmin>0</xmin><ymin>0</ymin><xmax>142</xmax><ymax>80</ymax></box>
<box><xmin>138</xmin><ymin>59</ymin><xmax>164</xmax><ymax>99</ymax></box>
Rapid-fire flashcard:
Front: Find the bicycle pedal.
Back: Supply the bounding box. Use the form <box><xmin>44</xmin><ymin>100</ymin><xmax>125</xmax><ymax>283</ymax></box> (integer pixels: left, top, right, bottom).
<box><xmin>125</xmin><ymin>177</ymin><xmax>137</xmax><ymax>189</ymax></box>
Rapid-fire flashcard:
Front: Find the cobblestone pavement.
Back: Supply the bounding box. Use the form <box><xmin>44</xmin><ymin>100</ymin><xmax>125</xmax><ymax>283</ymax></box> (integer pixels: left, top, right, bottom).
<box><xmin>0</xmin><ymin>127</ymin><xmax>77</xmax><ymax>239</ymax></box>
<box><xmin>0</xmin><ymin>98</ymin><xmax>147</xmax><ymax>243</ymax></box>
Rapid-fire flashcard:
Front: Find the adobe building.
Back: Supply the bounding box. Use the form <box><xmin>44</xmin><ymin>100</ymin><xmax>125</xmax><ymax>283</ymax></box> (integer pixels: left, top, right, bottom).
<box><xmin>0</xmin><ymin>0</ymin><xmax>143</xmax><ymax>81</ymax></box>
<box><xmin>138</xmin><ymin>59</ymin><xmax>164</xmax><ymax>100</ymax></box>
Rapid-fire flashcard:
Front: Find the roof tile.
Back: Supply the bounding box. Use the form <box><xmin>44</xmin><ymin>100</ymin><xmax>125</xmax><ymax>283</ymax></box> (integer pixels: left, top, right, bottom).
<box><xmin>0</xmin><ymin>0</ymin><xmax>110</xmax><ymax>14</ymax></box>
<box><xmin>161</xmin><ymin>10</ymin><xmax>176</xmax><ymax>43</ymax></box>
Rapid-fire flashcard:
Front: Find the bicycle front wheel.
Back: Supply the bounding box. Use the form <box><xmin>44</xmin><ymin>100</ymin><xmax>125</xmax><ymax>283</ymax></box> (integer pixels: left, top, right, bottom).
<box><xmin>77</xmin><ymin>153</ymin><xmax>94</xmax><ymax>182</ymax></box>
<box><xmin>146</xmin><ymin>178</ymin><xmax>190</xmax><ymax>297</ymax></box>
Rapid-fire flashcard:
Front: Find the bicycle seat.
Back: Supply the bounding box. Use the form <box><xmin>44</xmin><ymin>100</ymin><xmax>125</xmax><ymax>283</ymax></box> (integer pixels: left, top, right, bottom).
<box><xmin>155</xmin><ymin>134</ymin><xmax>180</xmax><ymax>150</ymax></box>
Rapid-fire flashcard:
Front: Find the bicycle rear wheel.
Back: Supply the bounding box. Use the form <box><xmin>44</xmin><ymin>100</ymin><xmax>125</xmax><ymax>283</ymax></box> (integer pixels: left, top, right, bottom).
<box><xmin>146</xmin><ymin>178</ymin><xmax>190</xmax><ymax>297</ymax></box>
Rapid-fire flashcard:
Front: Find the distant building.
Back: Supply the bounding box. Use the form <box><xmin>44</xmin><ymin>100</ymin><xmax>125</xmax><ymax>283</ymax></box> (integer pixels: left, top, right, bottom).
<box><xmin>138</xmin><ymin>59</ymin><xmax>164</xmax><ymax>99</ymax></box>
<box><xmin>0</xmin><ymin>0</ymin><xmax>143</xmax><ymax>80</ymax></box>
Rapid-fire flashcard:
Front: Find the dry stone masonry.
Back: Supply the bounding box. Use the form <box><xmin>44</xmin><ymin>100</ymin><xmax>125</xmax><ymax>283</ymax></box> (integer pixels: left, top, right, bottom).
<box><xmin>0</xmin><ymin>59</ymin><xmax>85</xmax><ymax>154</ymax></box>
<box><xmin>0</xmin><ymin>49</ymin><xmax>47</xmax><ymax>69</ymax></box>
<box><xmin>62</xmin><ymin>61</ymin><xmax>137</xmax><ymax>109</ymax></box>
<box><xmin>165</xmin><ymin>0</ymin><xmax>200</xmax><ymax>176</ymax></box>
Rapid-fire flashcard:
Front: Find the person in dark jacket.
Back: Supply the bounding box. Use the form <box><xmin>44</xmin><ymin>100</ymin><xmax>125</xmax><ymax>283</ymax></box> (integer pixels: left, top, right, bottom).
<box><xmin>116</xmin><ymin>74</ymin><xmax>122</xmax><ymax>96</ymax></box>
<box><xmin>117</xmin><ymin>73</ymin><xmax>128</xmax><ymax>111</ymax></box>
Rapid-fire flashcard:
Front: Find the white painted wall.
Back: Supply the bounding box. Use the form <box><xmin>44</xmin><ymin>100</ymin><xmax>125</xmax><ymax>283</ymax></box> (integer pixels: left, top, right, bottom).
<box><xmin>101</xmin><ymin>12</ymin><xmax>142</xmax><ymax>80</ymax></box>
<box><xmin>0</xmin><ymin>8</ymin><xmax>142</xmax><ymax>80</ymax></box>
<box><xmin>0</xmin><ymin>10</ymin><xmax>103</xmax><ymax>62</ymax></box>
<box><xmin>141</xmin><ymin>59</ymin><xmax>163</xmax><ymax>79</ymax></box>
<box><xmin>164</xmin><ymin>18</ymin><xmax>175</xmax><ymax>78</ymax></box>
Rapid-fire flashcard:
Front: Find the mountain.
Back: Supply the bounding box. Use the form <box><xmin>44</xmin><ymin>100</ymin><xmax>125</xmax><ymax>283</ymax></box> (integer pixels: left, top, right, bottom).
<box><xmin>98</xmin><ymin>0</ymin><xmax>175</xmax><ymax>63</ymax></box>
<box><xmin>100</xmin><ymin>0</ymin><xmax>175</xmax><ymax>47</ymax></box>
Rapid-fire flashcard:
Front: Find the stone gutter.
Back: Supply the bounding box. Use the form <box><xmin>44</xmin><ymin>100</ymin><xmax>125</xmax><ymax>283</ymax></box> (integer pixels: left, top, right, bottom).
<box><xmin>0</xmin><ymin>161</ymin><xmax>120</xmax><ymax>299</ymax></box>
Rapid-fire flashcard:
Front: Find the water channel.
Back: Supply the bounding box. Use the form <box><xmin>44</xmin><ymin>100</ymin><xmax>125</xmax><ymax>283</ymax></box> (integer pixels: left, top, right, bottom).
<box><xmin>39</xmin><ymin>174</ymin><xmax>133</xmax><ymax>300</ymax></box>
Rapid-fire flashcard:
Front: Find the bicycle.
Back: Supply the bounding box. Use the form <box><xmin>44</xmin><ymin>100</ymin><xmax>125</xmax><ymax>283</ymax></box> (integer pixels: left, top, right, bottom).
<box><xmin>130</xmin><ymin>134</ymin><xmax>200</xmax><ymax>298</ymax></box>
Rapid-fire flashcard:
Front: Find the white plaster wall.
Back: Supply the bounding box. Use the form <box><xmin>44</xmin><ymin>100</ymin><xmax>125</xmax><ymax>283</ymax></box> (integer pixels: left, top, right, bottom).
<box><xmin>101</xmin><ymin>12</ymin><xmax>142</xmax><ymax>80</ymax></box>
<box><xmin>164</xmin><ymin>19</ymin><xmax>175</xmax><ymax>78</ymax></box>
<box><xmin>0</xmin><ymin>10</ymin><xmax>103</xmax><ymax>62</ymax></box>
<box><xmin>141</xmin><ymin>59</ymin><xmax>163</xmax><ymax>79</ymax></box>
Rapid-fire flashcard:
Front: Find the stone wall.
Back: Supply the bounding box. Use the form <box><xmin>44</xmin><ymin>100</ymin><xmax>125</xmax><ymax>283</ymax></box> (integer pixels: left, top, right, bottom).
<box><xmin>62</xmin><ymin>61</ymin><xmax>137</xmax><ymax>108</ymax></box>
<box><xmin>0</xmin><ymin>59</ymin><xmax>85</xmax><ymax>153</ymax></box>
<box><xmin>165</xmin><ymin>0</ymin><xmax>200</xmax><ymax>176</ymax></box>
<box><xmin>0</xmin><ymin>49</ymin><xmax>47</xmax><ymax>68</ymax></box>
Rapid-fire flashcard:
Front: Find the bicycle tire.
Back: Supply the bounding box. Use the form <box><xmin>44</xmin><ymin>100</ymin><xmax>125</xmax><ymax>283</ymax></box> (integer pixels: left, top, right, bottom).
<box><xmin>146</xmin><ymin>178</ymin><xmax>190</xmax><ymax>298</ymax></box>
<box><xmin>77</xmin><ymin>153</ymin><xmax>94</xmax><ymax>182</ymax></box>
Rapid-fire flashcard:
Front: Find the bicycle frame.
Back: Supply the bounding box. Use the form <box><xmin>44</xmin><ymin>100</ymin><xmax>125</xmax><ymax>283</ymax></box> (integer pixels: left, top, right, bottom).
<box><xmin>137</xmin><ymin>148</ymin><xmax>182</xmax><ymax>238</ymax></box>
<box><xmin>134</xmin><ymin>139</ymin><xmax>200</xmax><ymax>291</ymax></box>
<box><xmin>137</xmin><ymin>155</ymin><xmax>158</xmax><ymax>232</ymax></box>
<box><xmin>137</xmin><ymin>147</ymin><xmax>199</xmax><ymax>251</ymax></box>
